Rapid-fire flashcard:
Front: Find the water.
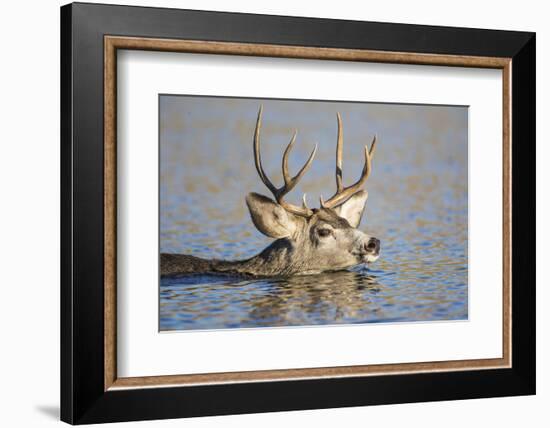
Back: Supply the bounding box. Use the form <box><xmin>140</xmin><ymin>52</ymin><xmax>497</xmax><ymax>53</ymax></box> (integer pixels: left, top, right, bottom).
<box><xmin>160</xmin><ymin>96</ymin><xmax>468</xmax><ymax>331</ymax></box>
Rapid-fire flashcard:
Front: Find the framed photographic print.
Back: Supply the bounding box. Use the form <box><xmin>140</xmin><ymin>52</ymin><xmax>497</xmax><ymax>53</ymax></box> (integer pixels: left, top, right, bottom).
<box><xmin>61</xmin><ymin>2</ymin><xmax>536</xmax><ymax>424</ymax></box>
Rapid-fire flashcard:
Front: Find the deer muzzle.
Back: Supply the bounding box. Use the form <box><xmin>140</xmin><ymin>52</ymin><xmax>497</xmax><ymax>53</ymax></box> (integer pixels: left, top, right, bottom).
<box><xmin>355</xmin><ymin>236</ymin><xmax>380</xmax><ymax>263</ymax></box>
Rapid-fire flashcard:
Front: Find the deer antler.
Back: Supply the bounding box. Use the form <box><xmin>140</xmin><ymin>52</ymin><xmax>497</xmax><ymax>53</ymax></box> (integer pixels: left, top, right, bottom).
<box><xmin>253</xmin><ymin>106</ymin><xmax>317</xmax><ymax>217</ymax></box>
<box><xmin>320</xmin><ymin>113</ymin><xmax>377</xmax><ymax>208</ymax></box>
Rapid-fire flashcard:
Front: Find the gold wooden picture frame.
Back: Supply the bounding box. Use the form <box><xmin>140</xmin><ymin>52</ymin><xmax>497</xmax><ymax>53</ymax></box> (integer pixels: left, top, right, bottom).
<box><xmin>104</xmin><ymin>36</ymin><xmax>511</xmax><ymax>391</ymax></box>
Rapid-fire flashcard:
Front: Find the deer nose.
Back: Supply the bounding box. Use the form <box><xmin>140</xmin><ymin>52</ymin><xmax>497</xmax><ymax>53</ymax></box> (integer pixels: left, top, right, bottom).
<box><xmin>365</xmin><ymin>238</ymin><xmax>380</xmax><ymax>253</ymax></box>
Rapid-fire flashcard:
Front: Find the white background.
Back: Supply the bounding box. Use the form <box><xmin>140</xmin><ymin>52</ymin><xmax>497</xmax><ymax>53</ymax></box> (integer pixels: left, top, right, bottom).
<box><xmin>118</xmin><ymin>51</ymin><xmax>502</xmax><ymax>377</ymax></box>
<box><xmin>0</xmin><ymin>0</ymin><xmax>546</xmax><ymax>427</ymax></box>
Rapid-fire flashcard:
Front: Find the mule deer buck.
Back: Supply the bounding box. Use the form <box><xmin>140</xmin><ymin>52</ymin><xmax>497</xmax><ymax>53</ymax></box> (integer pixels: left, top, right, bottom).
<box><xmin>161</xmin><ymin>107</ymin><xmax>381</xmax><ymax>277</ymax></box>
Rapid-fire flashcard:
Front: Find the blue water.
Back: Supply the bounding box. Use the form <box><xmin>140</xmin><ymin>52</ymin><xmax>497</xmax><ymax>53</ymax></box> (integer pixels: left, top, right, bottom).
<box><xmin>160</xmin><ymin>96</ymin><xmax>468</xmax><ymax>331</ymax></box>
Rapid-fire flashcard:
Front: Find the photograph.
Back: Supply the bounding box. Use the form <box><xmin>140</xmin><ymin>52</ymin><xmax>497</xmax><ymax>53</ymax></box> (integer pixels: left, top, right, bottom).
<box><xmin>159</xmin><ymin>95</ymin><xmax>468</xmax><ymax>331</ymax></box>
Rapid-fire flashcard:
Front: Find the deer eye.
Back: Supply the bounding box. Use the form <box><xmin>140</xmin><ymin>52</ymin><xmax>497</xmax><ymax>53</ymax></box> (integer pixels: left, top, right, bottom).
<box><xmin>317</xmin><ymin>228</ymin><xmax>332</xmax><ymax>238</ymax></box>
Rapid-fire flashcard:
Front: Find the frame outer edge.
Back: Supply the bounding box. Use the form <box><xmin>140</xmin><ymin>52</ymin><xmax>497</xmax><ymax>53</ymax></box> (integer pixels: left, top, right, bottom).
<box><xmin>60</xmin><ymin>3</ymin><xmax>75</xmax><ymax>424</ymax></box>
<box><xmin>510</xmin><ymin>33</ymin><xmax>536</xmax><ymax>391</ymax></box>
<box><xmin>63</xmin><ymin>3</ymin><xmax>536</xmax><ymax>423</ymax></box>
<box><xmin>73</xmin><ymin>2</ymin><xmax>534</xmax><ymax>58</ymax></box>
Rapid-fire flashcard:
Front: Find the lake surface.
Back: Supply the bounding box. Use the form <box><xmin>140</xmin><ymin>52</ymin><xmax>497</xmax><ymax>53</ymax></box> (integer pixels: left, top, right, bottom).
<box><xmin>160</xmin><ymin>96</ymin><xmax>468</xmax><ymax>331</ymax></box>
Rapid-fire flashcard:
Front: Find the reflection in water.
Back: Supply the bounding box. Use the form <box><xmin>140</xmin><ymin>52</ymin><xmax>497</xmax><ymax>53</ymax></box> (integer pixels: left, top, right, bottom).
<box><xmin>160</xmin><ymin>257</ymin><xmax>467</xmax><ymax>331</ymax></box>
<box><xmin>161</xmin><ymin>270</ymin><xmax>382</xmax><ymax>330</ymax></box>
<box><xmin>159</xmin><ymin>96</ymin><xmax>468</xmax><ymax>331</ymax></box>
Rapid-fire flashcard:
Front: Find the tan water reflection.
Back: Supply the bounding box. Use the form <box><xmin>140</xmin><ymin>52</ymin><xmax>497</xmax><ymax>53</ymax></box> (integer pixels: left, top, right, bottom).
<box><xmin>161</xmin><ymin>270</ymin><xmax>382</xmax><ymax>330</ymax></box>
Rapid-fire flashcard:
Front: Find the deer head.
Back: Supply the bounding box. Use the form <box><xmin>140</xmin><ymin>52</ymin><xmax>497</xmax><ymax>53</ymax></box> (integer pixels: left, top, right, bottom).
<box><xmin>245</xmin><ymin>106</ymin><xmax>380</xmax><ymax>275</ymax></box>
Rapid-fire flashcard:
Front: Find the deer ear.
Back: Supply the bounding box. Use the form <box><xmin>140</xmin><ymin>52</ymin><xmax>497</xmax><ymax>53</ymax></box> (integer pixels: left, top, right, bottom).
<box><xmin>334</xmin><ymin>190</ymin><xmax>368</xmax><ymax>228</ymax></box>
<box><xmin>245</xmin><ymin>192</ymin><xmax>301</xmax><ymax>238</ymax></box>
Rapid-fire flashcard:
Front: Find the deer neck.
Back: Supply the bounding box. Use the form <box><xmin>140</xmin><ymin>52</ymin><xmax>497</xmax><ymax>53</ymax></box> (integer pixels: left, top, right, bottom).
<box><xmin>213</xmin><ymin>237</ymin><xmax>307</xmax><ymax>277</ymax></box>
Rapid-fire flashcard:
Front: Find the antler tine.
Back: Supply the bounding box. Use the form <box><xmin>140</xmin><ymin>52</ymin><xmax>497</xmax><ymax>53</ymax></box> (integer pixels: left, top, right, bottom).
<box><xmin>281</xmin><ymin>130</ymin><xmax>297</xmax><ymax>187</ymax></box>
<box><xmin>322</xmin><ymin>113</ymin><xmax>378</xmax><ymax>208</ymax></box>
<box><xmin>369</xmin><ymin>134</ymin><xmax>377</xmax><ymax>159</ymax></box>
<box><xmin>253</xmin><ymin>105</ymin><xmax>278</xmax><ymax>195</ymax></box>
<box><xmin>282</xmin><ymin>131</ymin><xmax>318</xmax><ymax>191</ymax></box>
<box><xmin>302</xmin><ymin>194</ymin><xmax>309</xmax><ymax>210</ymax></box>
<box><xmin>253</xmin><ymin>106</ymin><xmax>316</xmax><ymax>217</ymax></box>
<box><xmin>336</xmin><ymin>112</ymin><xmax>344</xmax><ymax>193</ymax></box>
